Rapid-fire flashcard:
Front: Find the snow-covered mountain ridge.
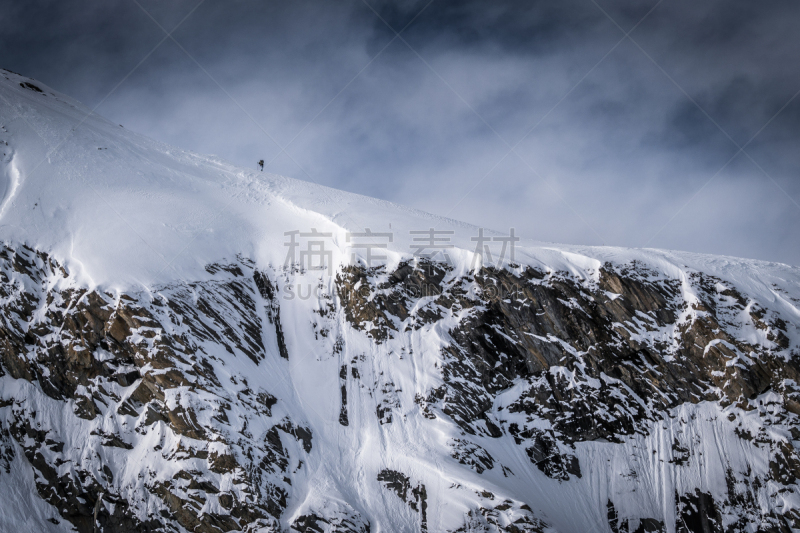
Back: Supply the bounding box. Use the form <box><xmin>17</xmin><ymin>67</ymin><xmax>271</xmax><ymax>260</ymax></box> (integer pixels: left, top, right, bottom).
<box><xmin>1</xmin><ymin>69</ymin><xmax>800</xmax><ymax>533</ymax></box>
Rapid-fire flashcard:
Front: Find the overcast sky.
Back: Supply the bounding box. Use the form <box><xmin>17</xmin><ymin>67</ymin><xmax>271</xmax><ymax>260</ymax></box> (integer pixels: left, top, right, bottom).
<box><xmin>3</xmin><ymin>0</ymin><xmax>799</xmax><ymax>265</ymax></box>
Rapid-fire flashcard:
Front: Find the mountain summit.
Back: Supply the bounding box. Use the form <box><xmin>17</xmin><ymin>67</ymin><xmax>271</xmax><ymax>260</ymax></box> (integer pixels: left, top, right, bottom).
<box><xmin>1</xmin><ymin>69</ymin><xmax>800</xmax><ymax>533</ymax></box>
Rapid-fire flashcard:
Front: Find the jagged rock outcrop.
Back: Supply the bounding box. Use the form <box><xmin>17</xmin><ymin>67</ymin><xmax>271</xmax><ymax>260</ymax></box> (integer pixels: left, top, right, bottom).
<box><xmin>2</xmin><ymin>243</ymin><xmax>800</xmax><ymax>532</ymax></box>
<box><xmin>0</xmin><ymin>244</ymin><xmax>310</xmax><ymax>532</ymax></box>
<box><xmin>335</xmin><ymin>259</ymin><xmax>800</xmax><ymax>529</ymax></box>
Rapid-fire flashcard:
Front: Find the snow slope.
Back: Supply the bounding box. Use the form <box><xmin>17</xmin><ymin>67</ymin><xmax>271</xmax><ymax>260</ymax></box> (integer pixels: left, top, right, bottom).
<box><xmin>2</xmin><ymin>69</ymin><xmax>800</xmax><ymax>533</ymax></box>
<box><xmin>1</xmin><ymin>68</ymin><xmax>797</xmax><ymax>293</ymax></box>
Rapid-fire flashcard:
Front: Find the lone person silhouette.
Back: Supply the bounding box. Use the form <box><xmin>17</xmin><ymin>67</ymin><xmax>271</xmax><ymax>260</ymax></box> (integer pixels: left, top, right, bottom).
<box><xmin>258</xmin><ymin>159</ymin><xmax>264</xmax><ymax>171</ymax></box>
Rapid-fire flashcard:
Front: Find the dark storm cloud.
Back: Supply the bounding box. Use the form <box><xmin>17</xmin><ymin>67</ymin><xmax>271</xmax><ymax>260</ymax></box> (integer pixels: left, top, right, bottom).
<box><xmin>1</xmin><ymin>0</ymin><xmax>799</xmax><ymax>264</ymax></box>
<box><xmin>369</xmin><ymin>0</ymin><xmax>604</xmax><ymax>51</ymax></box>
<box><xmin>0</xmin><ymin>0</ymin><xmax>165</xmax><ymax>102</ymax></box>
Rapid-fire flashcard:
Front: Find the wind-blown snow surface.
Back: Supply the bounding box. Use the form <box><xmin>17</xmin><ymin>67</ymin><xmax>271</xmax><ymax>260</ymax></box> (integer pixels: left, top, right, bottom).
<box><xmin>0</xmin><ymin>68</ymin><xmax>795</xmax><ymax>293</ymax></box>
<box><xmin>2</xmin><ymin>69</ymin><xmax>800</xmax><ymax>533</ymax></box>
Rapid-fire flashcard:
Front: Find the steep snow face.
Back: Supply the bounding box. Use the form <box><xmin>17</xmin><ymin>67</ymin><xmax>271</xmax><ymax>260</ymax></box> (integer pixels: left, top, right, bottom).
<box><xmin>1</xmin><ymin>70</ymin><xmax>800</xmax><ymax>533</ymax></box>
<box><xmin>0</xmin><ymin>69</ymin><xmax>477</xmax><ymax>289</ymax></box>
<box><xmin>0</xmin><ymin>68</ymin><xmax>797</xmax><ymax>292</ymax></box>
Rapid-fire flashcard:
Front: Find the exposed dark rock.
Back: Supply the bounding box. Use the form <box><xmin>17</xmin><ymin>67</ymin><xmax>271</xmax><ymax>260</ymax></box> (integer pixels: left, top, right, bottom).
<box><xmin>336</xmin><ymin>261</ymin><xmax>449</xmax><ymax>342</ymax></box>
<box><xmin>254</xmin><ymin>270</ymin><xmax>290</xmax><ymax>360</ymax></box>
<box><xmin>377</xmin><ymin>468</ymin><xmax>427</xmax><ymax>531</ymax></box>
<box><xmin>449</xmin><ymin>438</ymin><xmax>495</xmax><ymax>474</ymax></box>
<box><xmin>339</xmin><ymin>364</ymin><xmax>349</xmax><ymax>426</ymax></box>
<box><xmin>2</xmin><ymin>241</ymin><xmax>800</xmax><ymax>532</ymax></box>
<box><xmin>676</xmin><ymin>489</ymin><xmax>722</xmax><ymax>533</ymax></box>
<box><xmin>450</xmin><ymin>500</ymin><xmax>547</xmax><ymax>533</ymax></box>
<box><xmin>670</xmin><ymin>438</ymin><xmax>691</xmax><ymax>466</ymax></box>
<box><xmin>292</xmin><ymin>504</ymin><xmax>371</xmax><ymax>533</ymax></box>
<box><xmin>608</xmin><ymin>499</ymin><xmax>665</xmax><ymax>533</ymax></box>
<box><xmin>377</xmin><ymin>469</ymin><xmax>412</xmax><ymax>502</ymax></box>
<box><xmin>769</xmin><ymin>441</ymin><xmax>800</xmax><ymax>485</ymax></box>
<box><xmin>517</xmin><ymin>429</ymin><xmax>580</xmax><ymax>481</ymax></box>
<box><xmin>20</xmin><ymin>81</ymin><xmax>43</xmax><ymax>93</ymax></box>
<box><xmin>0</xmin><ymin>246</ymin><xmax>307</xmax><ymax>532</ymax></box>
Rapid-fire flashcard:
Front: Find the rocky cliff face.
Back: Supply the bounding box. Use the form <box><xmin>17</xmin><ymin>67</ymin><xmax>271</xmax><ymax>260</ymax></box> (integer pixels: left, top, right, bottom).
<box><xmin>3</xmin><ymin>68</ymin><xmax>800</xmax><ymax>533</ymax></box>
<box><xmin>0</xmin><ymin>244</ymin><xmax>309</xmax><ymax>532</ymax></box>
<box><xmin>1</xmin><ymin>241</ymin><xmax>799</xmax><ymax>532</ymax></box>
